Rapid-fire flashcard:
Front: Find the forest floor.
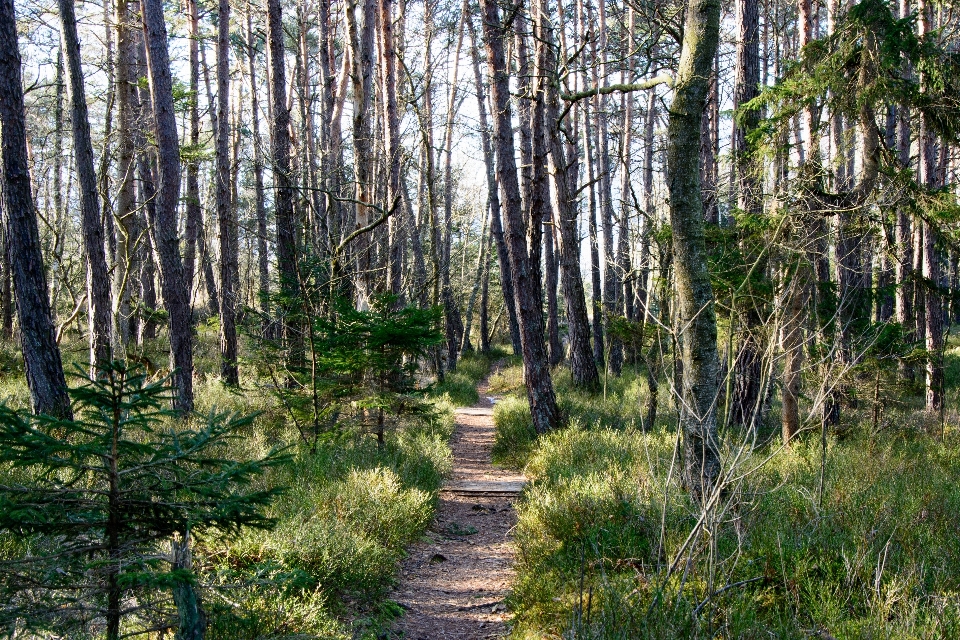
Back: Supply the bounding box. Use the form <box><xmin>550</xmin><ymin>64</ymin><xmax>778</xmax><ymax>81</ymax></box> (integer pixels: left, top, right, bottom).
<box><xmin>390</xmin><ymin>370</ymin><xmax>523</xmax><ymax>639</ymax></box>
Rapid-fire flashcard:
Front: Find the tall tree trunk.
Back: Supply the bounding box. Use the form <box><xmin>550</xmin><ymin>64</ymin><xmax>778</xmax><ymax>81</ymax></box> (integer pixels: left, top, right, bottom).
<box><xmin>666</xmin><ymin>0</ymin><xmax>723</xmax><ymax>500</ymax></box>
<box><xmin>441</xmin><ymin>11</ymin><xmax>467</xmax><ymax>366</ymax></box>
<box><xmin>58</xmin><ymin>0</ymin><xmax>113</xmax><ymax>370</ymax></box>
<box><xmin>478</xmin><ymin>0</ymin><xmax>560</xmax><ymax>433</ymax></box>
<box><xmin>637</xmin><ymin>87</ymin><xmax>656</xmax><ymax>333</ymax></box>
<box><xmin>584</xmin><ymin>100</ymin><xmax>605</xmax><ymax>367</ymax></box>
<box><xmin>216</xmin><ymin>0</ymin><xmax>239</xmax><ymax>384</ymax></box>
<box><xmin>346</xmin><ymin>0</ymin><xmax>376</xmax><ymax>294</ymax></box>
<box><xmin>731</xmin><ymin>0</ymin><xmax>762</xmax><ymax>429</ymax></box>
<box><xmin>269</xmin><ymin>0</ymin><xmax>302</xmax><ymax>370</ymax></box>
<box><xmin>535</xmin><ymin>0</ymin><xmax>599</xmax><ymax>389</ymax></box>
<box><xmin>114</xmin><ymin>0</ymin><xmax>139</xmax><ymax>350</ymax></box>
<box><xmin>594</xmin><ymin>0</ymin><xmax>622</xmax><ymax>375</ymax></box>
<box><xmin>183</xmin><ymin>0</ymin><xmax>201</xmax><ymax>308</ymax></box>
<box><xmin>380</xmin><ymin>0</ymin><xmax>402</xmax><ymax>298</ymax></box>
<box><xmin>0</xmin><ymin>0</ymin><xmax>72</xmax><ymax>418</ymax></box>
<box><xmin>467</xmin><ymin>15</ymin><xmax>522</xmax><ymax>356</ymax></box>
<box><xmin>919</xmin><ymin>0</ymin><xmax>943</xmax><ymax>412</ymax></box>
<box><xmin>247</xmin><ymin>10</ymin><xmax>271</xmax><ymax>325</ymax></box>
<box><xmin>142</xmin><ymin>0</ymin><xmax>194</xmax><ymax>413</ymax></box>
<box><xmin>617</xmin><ymin>12</ymin><xmax>635</xmax><ymax>364</ymax></box>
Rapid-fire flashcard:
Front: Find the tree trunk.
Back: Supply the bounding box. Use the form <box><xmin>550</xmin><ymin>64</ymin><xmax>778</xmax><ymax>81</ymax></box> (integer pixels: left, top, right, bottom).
<box><xmin>478</xmin><ymin>0</ymin><xmax>560</xmax><ymax>434</ymax></box>
<box><xmin>114</xmin><ymin>0</ymin><xmax>139</xmax><ymax>350</ymax></box>
<box><xmin>269</xmin><ymin>0</ymin><xmax>302</xmax><ymax>370</ymax></box>
<box><xmin>247</xmin><ymin>10</ymin><xmax>271</xmax><ymax>326</ymax></box>
<box><xmin>58</xmin><ymin>0</ymin><xmax>114</xmax><ymax>370</ymax></box>
<box><xmin>919</xmin><ymin>0</ymin><xmax>943</xmax><ymax>412</ymax></box>
<box><xmin>467</xmin><ymin>16</ymin><xmax>522</xmax><ymax>356</ymax></box>
<box><xmin>380</xmin><ymin>0</ymin><xmax>405</xmax><ymax>300</ymax></box>
<box><xmin>183</xmin><ymin>0</ymin><xmax>202</xmax><ymax>308</ymax></box>
<box><xmin>594</xmin><ymin>0</ymin><xmax>622</xmax><ymax>375</ymax></box>
<box><xmin>535</xmin><ymin>0</ymin><xmax>599</xmax><ymax>389</ymax></box>
<box><xmin>730</xmin><ymin>0</ymin><xmax>762</xmax><ymax>429</ymax></box>
<box><xmin>584</xmin><ymin>101</ymin><xmax>605</xmax><ymax>367</ymax></box>
<box><xmin>0</xmin><ymin>0</ymin><xmax>72</xmax><ymax>419</ymax></box>
<box><xmin>216</xmin><ymin>0</ymin><xmax>239</xmax><ymax>384</ymax></box>
<box><xmin>666</xmin><ymin>0</ymin><xmax>723</xmax><ymax>501</ymax></box>
<box><xmin>142</xmin><ymin>0</ymin><xmax>194</xmax><ymax>413</ymax></box>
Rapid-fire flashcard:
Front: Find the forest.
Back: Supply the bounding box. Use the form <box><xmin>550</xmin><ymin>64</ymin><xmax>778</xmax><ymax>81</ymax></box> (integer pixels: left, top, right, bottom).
<box><xmin>1</xmin><ymin>0</ymin><xmax>960</xmax><ymax>634</ymax></box>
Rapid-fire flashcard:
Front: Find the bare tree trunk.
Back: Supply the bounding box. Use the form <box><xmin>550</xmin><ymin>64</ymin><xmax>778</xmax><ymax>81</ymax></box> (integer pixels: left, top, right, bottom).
<box><xmin>142</xmin><ymin>0</ymin><xmax>194</xmax><ymax>413</ymax></box>
<box><xmin>380</xmin><ymin>0</ymin><xmax>403</xmax><ymax>298</ymax></box>
<box><xmin>216</xmin><ymin>0</ymin><xmax>239</xmax><ymax>384</ymax></box>
<box><xmin>269</xmin><ymin>0</ymin><xmax>302</xmax><ymax>370</ymax></box>
<box><xmin>584</xmin><ymin>101</ymin><xmax>605</xmax><ymax>367</ymax></box>
<box><xmin>346</xmin><ymin>0</ymin><xmax>376</xmax><ymax>293</ymax></box>
<box><xmin>594</xmin><ymin>0</ymin><xmax>622</xmax><ymax>375</ymax></box>
<box><xmin>468</xmin><ymin>15</ymin><xmax>522</xmax><ymax>356</ymax></box>
<box><xmin>919</xmin><ymin>0</ymin><xmax>942</xmax><ymax>412</ymax></box>
<box><xmin>441</xmin><ymin>11</ymin><xmax>467</xmax><ymax>366</ymax></box>
<box><xmin>731</xmin><ymin>0</ymin><xmax>762</xmax><ymax>429</ymax></box>
<box><xmin>535</xmin><ymin>0</ymin><xmax>599</xmax><ymax>389</ymax></box>
<box><xmin>114</xmin><ymin>0</ymin><xmax>139</xmax><ymax>349</ymax></box>
<box><xmin>59</xmin><ymin>0</ymin><xmax>114</xmax><ymax>369</ymax></box>
<box><xmin>0</xmin><ymin>0</ymin><xmax>72</xmax><ymax>418</ymax></box>
<box><xmin>637</xmin><ymin>87</ymin><xmax>656</xmax><ymax>333</ymax></box>
<box><xmin>667</xmin><ymin>0</ymin><xmax>723</xmax><ymax>500</ymax></box>
<box><xmin>247</xmin><ymin>10</ymin><xmax>270</xmax><ymax>324</ymax></box>
<box><xmin>183</xmin><ymin>0</ymin><xmax>202</xmax><ymax>308</ymax></box>
<box><xmin>478</xmin><ymin>0</ymin><xmax>560</xmax><ymax>433</ymax></box>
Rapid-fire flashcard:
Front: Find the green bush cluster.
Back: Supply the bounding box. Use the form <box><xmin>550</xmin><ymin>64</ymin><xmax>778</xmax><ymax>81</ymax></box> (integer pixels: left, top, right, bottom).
<box><xmin>497</xmin><ymin>362</ymin><xmax>960</xmax><ymax>638</ymax></box>
<box><xmin>428</xmin><ymin>350</ymin><xmax>495</xmax><ymax>407</ymax></box>
<box><xmin>198</xmin><ymin>398</ymin><xmax>453</xmax><ymax>639</ymax></box>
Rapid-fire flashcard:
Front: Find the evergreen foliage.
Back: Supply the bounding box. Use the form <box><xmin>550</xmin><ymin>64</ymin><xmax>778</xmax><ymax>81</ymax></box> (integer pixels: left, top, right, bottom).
<box><xmin>0</xmin><ymin>362</ymin><xmax>288</xmax><ymax>639</ymax></box>
<box><xmin>260</xmin><ymin>289</ymin><xmax>444</xmax><ymax>449</ymax></box>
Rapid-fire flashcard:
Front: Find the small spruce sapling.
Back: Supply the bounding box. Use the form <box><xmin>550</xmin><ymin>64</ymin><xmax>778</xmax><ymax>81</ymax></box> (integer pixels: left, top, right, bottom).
<box><xmin>0</xmin><ymin>362</ymin><xmax>288</xmax><ymax>639</ymax></box>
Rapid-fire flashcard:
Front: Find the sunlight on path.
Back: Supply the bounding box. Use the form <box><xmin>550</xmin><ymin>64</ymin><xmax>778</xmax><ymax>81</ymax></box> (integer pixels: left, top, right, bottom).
<box><xmin>391</xmin><ymin>382</ymin><xmax>524</xmax><ymax>639</ymax></box>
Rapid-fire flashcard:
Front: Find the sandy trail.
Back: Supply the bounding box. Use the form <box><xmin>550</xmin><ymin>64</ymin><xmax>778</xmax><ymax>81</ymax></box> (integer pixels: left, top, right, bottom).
<box><xmin>391</xmin><ymin>377</ymin><xmax>523</xmax><ymax>639</ymax></box>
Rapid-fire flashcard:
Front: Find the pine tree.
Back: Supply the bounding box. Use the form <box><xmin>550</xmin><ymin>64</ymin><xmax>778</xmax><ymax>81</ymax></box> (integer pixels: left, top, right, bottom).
<box><xmin>0</xmin><ymin>362</ymin><xmax>288</xmax><ymax>639</ymax></box>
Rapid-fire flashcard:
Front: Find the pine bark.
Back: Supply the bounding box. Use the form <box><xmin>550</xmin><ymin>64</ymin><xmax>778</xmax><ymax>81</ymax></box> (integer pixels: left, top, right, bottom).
<box><xmin>535</xmin><ymin>0</ymin><xmax>599</xmax><ymax>389</ymax></box>
<box><xmin>58</xmin><ymin>0</ymin><xmax>114</xmax><ymax>369</ymax></box>
<box><xmin>467</xmin><ymin>16</ymin><xmax>522</xmax><ymax>355</ymax></box>
<box><xmin>142</xmin><ymin>0</ymin><xmax>194</xmax><ymax>413</ymax></box>
<box><xmin>247</xmin><ymin>10</ymin><xmax>270</xmax><ymax>323</ymax></box>
<box><xmin>216</xmin><ymin>0</ymin><xmax>239</xmax><ymax>384</ymax></box>
<box><xmin>731</xmin><ymin>0</ymin><xmax>763</xmax><ymax>429</ymax></box>
<box><xmin>0</xmin><ymin>0</ymin><xmax>72</xmax><ymax>419</ymax></box>
<box><xmin>478</xmin><ymin>0</ymin><xmax>560</xmax><ymax>433</ymax></box>
<box><xmin>184</xmin><ymin>0</ymin><xmax>202</xmax><ymax>307</ymax></box>
<box><xmin>269</xmin><ymin>0</ymin><xmax>302</xmax><ymax>370</ymax></box>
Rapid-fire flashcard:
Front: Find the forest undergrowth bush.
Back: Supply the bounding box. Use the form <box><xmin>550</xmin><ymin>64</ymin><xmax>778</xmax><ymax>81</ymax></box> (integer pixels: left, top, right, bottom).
<box><xmin>497</xmin><ymin>359</ymin><xmax>960</xmax><ymax>638</ymax></box>
<box><xmin>0</xmin><ymin>329</ymin><xmax>472</xmax><ymax>638</ymax></box>
<box><xmin>428</xmin><ymin>349</ymin><xmax>498</xmax><ymax>406</ymax></box>
<box><xmin>188</xmin><ymin>351</ymin><xmax>472</xmax><ymax>637</ymax></box>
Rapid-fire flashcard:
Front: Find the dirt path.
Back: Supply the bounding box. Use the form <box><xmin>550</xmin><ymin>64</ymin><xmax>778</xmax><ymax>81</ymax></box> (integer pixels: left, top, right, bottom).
<box><xmin>391</xmin><ymin>378</ymin><xmax>524</xmax><ymax>639</ymax></box>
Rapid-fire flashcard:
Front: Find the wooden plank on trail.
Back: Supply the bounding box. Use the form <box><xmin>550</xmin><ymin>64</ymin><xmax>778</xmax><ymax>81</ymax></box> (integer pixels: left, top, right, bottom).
<box><xmin>443</xmin><ymin>480</ymin><xmax>526</xmax><ymax>495</ymax></box>
<box><xmin>455</xmin><ymin>407</ymin><xmax>494</xmax><ymax>416</ymax></box>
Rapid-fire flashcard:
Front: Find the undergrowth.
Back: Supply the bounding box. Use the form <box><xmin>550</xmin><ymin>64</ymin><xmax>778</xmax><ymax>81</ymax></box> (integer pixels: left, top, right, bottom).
<box><xmin>0</xmin><ymin>340</ymin><xmax>499</xmax><ymax>638</ymax></box>
<box><xmin>496</xmin><ymin>360</ymin><xmax>960</xmax><ymax>638</ymax></box>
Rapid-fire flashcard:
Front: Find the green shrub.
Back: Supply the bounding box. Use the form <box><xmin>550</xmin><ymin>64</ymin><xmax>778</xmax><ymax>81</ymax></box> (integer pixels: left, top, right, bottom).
<box><xmin>492</xmin><ymin>396</ymin><xmax>536</xmax><ymax>467</ymax></box>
